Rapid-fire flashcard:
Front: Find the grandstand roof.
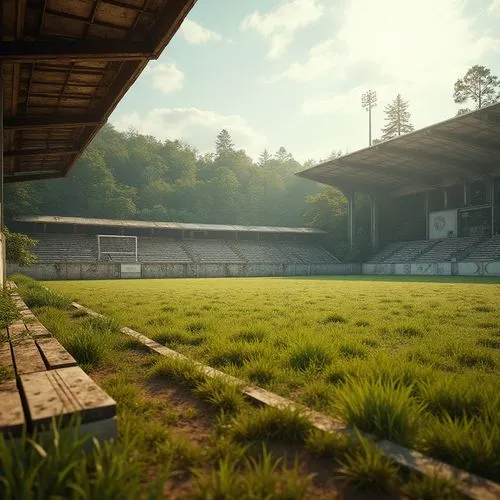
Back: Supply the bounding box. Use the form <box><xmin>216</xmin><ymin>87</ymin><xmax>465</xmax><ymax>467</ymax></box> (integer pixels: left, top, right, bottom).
<box><xmin>298</xmin><ymin>102</ymin><xmax>500</xmax><ymax>198</ymax></box>
<box><xmin>1</xmin><ymin>0</ymin><xmax>196</xmax><ymax>183</ymax></box>
<box><xmin>14</xmin><ymin>215</ymin><xmax>326</xmax><ymax>234</ymax></box>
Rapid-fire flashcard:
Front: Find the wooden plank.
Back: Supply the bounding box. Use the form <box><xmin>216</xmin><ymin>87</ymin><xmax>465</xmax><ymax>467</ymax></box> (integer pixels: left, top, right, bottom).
<box><xmin>0</xmin><ymin>381</ymin><xmax>25</xmax><ymax>437</ymax></box>
<box><xmin>36</xmin><ymin>338</ymin><xmax>77</xmax><ymax>369</ymax></box>
<box><xmin>11</xmin><ymin>339</ymin><xmax>46</xmax><ymax>375</ymax></box>
<box><xmin>0</xmin><ymin>343</ymin><xmax>15</xmax><ymax>381</ymax></box>
<box><xmin>26</xmin><ymin>323</ymin><xmax>52</xmax><ymax>339</ymax></box>
<box><xmin>8</xmin><ymin>322</ymin><xmax>29</xmax><ymax>341</ymax></box>
<box><xmin>20</xmin><ymin>366</ymin><xmax>116</xmax><ymax>427</ymax></box>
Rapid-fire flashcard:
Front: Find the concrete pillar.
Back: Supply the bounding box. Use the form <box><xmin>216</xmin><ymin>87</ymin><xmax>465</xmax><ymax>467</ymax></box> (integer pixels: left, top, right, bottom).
<box><xmin>370</xmin><ymin>195</ymin><xmax>379</xmax><ymax>250</ymax></box>
<box><xmin>424</xmin><ymin>191</ymin><xmax>429</xmax><ymax>239</ymax></box>
<box><xmin>492</xmin><ymin>179</ymin><xmax>496</xmax><ymax>236</ymax></box>
<box><xmin>347</xmin><ymin>192</ymin><xmax>356</xmax><ymax>248</ymax></box>
<box><xmin>443</xmin><ymin>189</ymin><xmax>448</xmax><ymax>209</ymax></box>
<box><xmin>463</xmin><ymin>180</ymin><xmax>468</xmax><ymax>207</ymax></box>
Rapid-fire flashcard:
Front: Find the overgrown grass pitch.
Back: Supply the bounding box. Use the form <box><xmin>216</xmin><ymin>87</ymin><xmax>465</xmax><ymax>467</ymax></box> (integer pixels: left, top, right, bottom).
<box><xmin>47</xmin><ymin>276</ymin><xmax>500</xmax><ymax>481</ymax></box>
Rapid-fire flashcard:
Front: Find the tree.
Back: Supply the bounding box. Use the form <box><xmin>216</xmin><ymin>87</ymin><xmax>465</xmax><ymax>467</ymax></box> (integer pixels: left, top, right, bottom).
<box><xmin>275</xmin><ymin>146</ymin><xmax>293</xmax><ymax>163</ymax></box>
<box><xmin>453</xmin><ymin>65</ymin><xmax>500</xmax><ymax>110</ymax></box>
<box><xmin>4</xmin><ymin>227</ymin><xmax>38</xmax><ymax>266</ymax></box>
<box><xmin>380</xmin><ymin>94</ymin><xmax>414</xmax><ymax>141</ymax></box>
<box><xmin>258</xmin><ymin>149</ymin><xmax>272</xmax><ymax>167</ymax></box>
<box><xmin>215</xmin><ymin>129</ymin><xmax>234</xmax><ymax>157</ymax></box>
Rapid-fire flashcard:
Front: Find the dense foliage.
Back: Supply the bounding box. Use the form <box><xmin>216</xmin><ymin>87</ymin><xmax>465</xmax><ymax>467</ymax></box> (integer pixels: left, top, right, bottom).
<box><xmin>4</xmin><ymin>227</ymin><xmax>38</xmax><ymax>267</ymax></box>
<box><xmin>5</xmin><ymin>126</ymin><xmax>320</xmax><ymax>227</ymax></box>
<box><xmin>5</xmin><ymin>126</ymin><xmax>372</xmax><ymax>258</ymax></box>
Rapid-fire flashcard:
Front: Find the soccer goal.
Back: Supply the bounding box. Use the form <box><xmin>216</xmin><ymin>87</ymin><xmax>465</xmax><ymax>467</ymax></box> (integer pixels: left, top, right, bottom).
<box><xmin>97</xmin><ymin>235</ymin><xmax>138</xmax><ymax>261</ymax></box>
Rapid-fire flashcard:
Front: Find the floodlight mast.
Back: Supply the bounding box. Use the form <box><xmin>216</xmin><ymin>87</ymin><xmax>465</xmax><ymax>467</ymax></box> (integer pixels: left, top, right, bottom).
<box><xmin>361</xmin><ymin>90</ymin><xmax>377</xmax><ymax>146</ymax></box>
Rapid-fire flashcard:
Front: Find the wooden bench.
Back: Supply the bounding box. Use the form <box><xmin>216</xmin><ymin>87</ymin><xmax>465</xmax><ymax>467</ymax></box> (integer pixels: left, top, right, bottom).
<box><xmin>0</xmin><ymin>283</ymin><xmax>116</xmax><ymax>441</ymax></box>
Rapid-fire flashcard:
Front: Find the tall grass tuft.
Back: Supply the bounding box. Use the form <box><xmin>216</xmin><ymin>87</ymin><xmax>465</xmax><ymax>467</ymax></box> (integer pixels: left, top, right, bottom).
<box><xmin>0</xmin><ymin>419</ymin><xmax>141</xmax><ymax>499</ymax></box>
<box><xmin>195</xmin><ymin>377</ymin><xmax>244</xmax><ymax>413</ymax></box>
<box><xmin>337</xmin><ymin>431</ymin><xmax>399</xmax><ymax>494</ymax></box>
<box><xmin>305</xmin><ymin>429</ymin><xmax>350</xmax><ymax>460</ymax></box>
<box><xmin>231</xmin><ymin>407</ymin><xmax>311</xmax><ymax>444</ymax></box>
<box><xmin>404</xmin><ymin>474</ymin><xmax>462</xmax><ymax>500</ymax></box>
<box><xmin>336</xmin><ymin>376</ymin><xmax>425</xmax><ymax>447</ymax></box>
<box><xmin>289</xmin><ymin>344</ymin><xmax>331</xmax><ymax>371</ymax></box>
<box><xmin>148</xmin><ymin>356</ymin><xmax>207</xmax><ymax>388</ymax></box>
<box><xmin>420</xmin><ymin>414</ymin><xmax>500</xmax><ymax>481</ymax></box>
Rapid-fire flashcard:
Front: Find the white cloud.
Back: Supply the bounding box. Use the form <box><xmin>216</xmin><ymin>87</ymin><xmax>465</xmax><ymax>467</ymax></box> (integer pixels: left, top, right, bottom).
<box><xmin>241</xmin><ymin>0</ymin><xmax>324</xmax><ymax>58</ymax></box>
<box><xmin>271</xmin><ymin>39</ymin><xmax>343</xmax><ymax>82</ymax></box>
<box><xmin>111</xmin><ymin>108</ymin><xmax>267</xmax><ymax>158</ymax></box>
<box><xmin>145</xmin><ymin>63</ymin><xmax>184</xmax><ymax>94</ymax></box>
<box><xmin>277</xmin><ymin>0</ymin><xmax>499</xmax><ymax>85</ymax></box>
<box><xmin>489</xmin><ymin>0</ymin><xmax>500</xmax><ymax>14</ymax></box>
<box><xmin>181</xmin><ymin>19</ymin><xmax>223</xmax><ymax>44</ymax></box>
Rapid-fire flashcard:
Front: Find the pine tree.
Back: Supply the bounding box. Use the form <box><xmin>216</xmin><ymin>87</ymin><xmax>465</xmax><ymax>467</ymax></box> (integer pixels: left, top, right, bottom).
<box><xmin>380</xmin><ymin>94</ymin><xmax>414</xmax><ymax>141</ymax></box>
<box><xmin>453</xmin><ymin>65</ymin><xmax>500</xmax><ymax>110</ymax></box>
<box><xmin>275</xmin><ymin>146</ymin><xmax>293</xmax><ymax>163</ymax></box>
<box><xmin>258</xmin><ymin>149</ymin><xmax>271</xmax><ymax>167</ymax></box>
<box><xmin>215</xmin><ymin>129</ymin><xmax>234</xmax><ymax>157</ymax></box>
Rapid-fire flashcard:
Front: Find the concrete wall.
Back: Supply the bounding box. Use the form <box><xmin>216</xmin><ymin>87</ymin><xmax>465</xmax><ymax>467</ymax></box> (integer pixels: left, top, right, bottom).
<box><xmin>8</xmin><ymin>261</ymin><xmax>360</xmax><ymax>280</ymax></box>
<box><xmin>362</xmin><ymin>261</ymin><xmax>500</xmax><ymax>276</ymax></box>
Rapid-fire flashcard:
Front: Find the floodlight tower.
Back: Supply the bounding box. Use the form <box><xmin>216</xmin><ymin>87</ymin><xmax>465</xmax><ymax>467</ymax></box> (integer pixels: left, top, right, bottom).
<box><xmin>361</xmin><ymin>90</ymin><xmax>377</xmax><ymax>146</ymax></box>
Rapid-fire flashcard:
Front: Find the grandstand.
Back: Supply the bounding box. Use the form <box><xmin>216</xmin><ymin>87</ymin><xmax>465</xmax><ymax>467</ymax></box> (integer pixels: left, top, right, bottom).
<box><xmin>8</xmin><ymin>215</ymin><xmax>346</xmax><ymax>280</ymax></box>
<box><xmin>298</xmin><ymin>102</ymin><xmax>500</xmax><ymax>277</ymax></box>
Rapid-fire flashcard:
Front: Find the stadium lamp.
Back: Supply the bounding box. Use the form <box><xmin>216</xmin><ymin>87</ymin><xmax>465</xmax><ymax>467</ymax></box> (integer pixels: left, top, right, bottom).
<box><xmin>361</xmin><ymin>90</ymin><xmax>377</xmax><ymax>146</ymax></box>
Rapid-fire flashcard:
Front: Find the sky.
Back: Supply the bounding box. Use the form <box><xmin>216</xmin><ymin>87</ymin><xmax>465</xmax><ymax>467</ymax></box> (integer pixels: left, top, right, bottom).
<box><xmin>110</xmin><ymin>0</ymin><xmax>500</xmax><ymax>164</ymax></box>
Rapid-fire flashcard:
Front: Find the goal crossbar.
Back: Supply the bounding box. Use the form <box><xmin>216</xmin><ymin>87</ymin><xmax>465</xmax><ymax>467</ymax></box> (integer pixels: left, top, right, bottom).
<box><xmin>97</xmin><ymin>234</ymin><xmax>138</xmax><ymax>262</ymax></box>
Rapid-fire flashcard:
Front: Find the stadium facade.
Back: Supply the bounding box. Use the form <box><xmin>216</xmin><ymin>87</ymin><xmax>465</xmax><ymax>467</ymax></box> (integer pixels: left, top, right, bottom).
<box><xmin>299</xmin><ymin>102</ymin><xmax>500</xmax><ymax>277</ymax></box>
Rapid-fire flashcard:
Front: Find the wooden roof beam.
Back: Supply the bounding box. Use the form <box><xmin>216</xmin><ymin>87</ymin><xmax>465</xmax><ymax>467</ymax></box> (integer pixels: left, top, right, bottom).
<box><xmin>4</xmin><ymin>148</ymin><xmax>79</xmax><ymax>159</ymax></box>
<box><xmin>4</xmin><ymin>115</ymin><xmax>103</xmax><ymax>130</ymax></box>
<box><xmin>0</xmin><ymin>40</ymin><xmax>155</xmax><ymax>62</ymax></box>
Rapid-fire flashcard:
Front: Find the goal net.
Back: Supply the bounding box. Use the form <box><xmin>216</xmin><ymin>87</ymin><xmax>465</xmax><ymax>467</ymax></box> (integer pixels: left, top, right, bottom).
<box><xmin>97</xmin><ymin>235</ymin><xmax>137</xmax><ymax>262</ymax></box>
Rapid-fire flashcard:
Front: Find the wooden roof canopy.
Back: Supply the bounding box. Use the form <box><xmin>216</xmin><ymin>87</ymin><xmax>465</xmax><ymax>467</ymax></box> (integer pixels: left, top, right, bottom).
<box><xmin>1</xmin><ymin>0</ymin><xmax>197</xmax><ymax>183</ymax></box>
<box><xmin>298</xmin><ymin>102</ymin><xmax>500</xmax><ymax>198</ymax></box>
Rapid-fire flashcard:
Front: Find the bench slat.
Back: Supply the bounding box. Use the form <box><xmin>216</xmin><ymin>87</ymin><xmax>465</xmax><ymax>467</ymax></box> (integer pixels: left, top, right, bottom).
<box><xmin>20</xmin><ymin>366</ymin><xmax>116</xmax><ymax>427</ymax></box>
<box><xmin>36</xmin><ymin>338</ymin><xmax>77</xmax><ymax>369</ymax></box>
<box><xmin>0</xmin><ymin>343</ymin><xmax>15</xmax><ymax>381</ymax></box>
<box><xmin>26</xmin><ymin>323</ymin><xmax>52</xmax><ymax>339</ymax></box>
<box><xmin>0</xmin><ymin>380</ymin><xmax>25</xmax><ymax>437</ymax></box>
<box><xmin>8</xmin><ymin>322</ymin><xmax>29</xmax><ymax>341</ymax></box>
<box><xmin>11</xmin><ymin>339</ymin><xmax>46</xmax><ymax>375</ymax></box>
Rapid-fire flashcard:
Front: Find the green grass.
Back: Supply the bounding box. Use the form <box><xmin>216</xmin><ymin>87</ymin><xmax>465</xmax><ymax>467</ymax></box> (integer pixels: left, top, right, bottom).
<box><xmin>37</xmin><ymin>276</ymin><xmax>500</xmax><ymax>481</ymax></box>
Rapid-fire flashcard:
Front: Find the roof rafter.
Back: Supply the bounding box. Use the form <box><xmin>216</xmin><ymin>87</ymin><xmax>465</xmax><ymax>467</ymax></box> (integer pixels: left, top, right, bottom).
<box><xmin>4</xmin><ymin>148</ymin><xmax>80</xmax><ymax>159</ymax></box>
<box><xmin>4</xmin><ymin>115</ymin><xmax>103</xmax><ymax>130</ymax></box>
<box><xmin>0</xmin><ymin>39</ymin><xmax>155</xmax><ymax>62</ymax></box>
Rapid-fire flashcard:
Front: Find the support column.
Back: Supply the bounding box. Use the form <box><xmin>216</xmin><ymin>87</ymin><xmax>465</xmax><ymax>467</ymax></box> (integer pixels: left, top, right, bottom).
<box><xmin>370</xmin><ymin>195</ymin><xmax>379</xmax><ymax>251</ymax></box>
<box><xmin>0</xmin><ymin>76</ymin><xmax>4</xmax><ymax>288</ymax></box>
<box><xmin>492</xmin><ymin>179</ymin><xmax>496</xmax><ymax>237</ymax></box>
<box><xmin>347</xmin><ymin>192</ymin><xmax>356</xmax><ymax>248</ymax></box>
<box><xmin>463</xmin><ymin>180</ymin><xmax>468</xmax><ymax>207</ymax></box>
<box><xmin>443</xmin><ymin>189</ymin><xmax>448</xmax><ymax>210</ymax></box>
<box><xmin>424</xmin><ymin>191</ymin><xmax>429</xmax><ymax>239</ymax></box>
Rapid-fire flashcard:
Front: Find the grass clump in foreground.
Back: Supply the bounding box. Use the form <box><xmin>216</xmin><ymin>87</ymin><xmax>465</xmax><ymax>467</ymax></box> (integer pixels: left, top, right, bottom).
<box><xmin>231</xmin><ymin>407</ymin><xmax>312</xmax><ymax>444</ymax></box>
<box><xmin>0</xmin><ymin>420</ymin><xmax>143</xmax><ymax>500</ymax></box>
<box><xmin>192</xmin><ymin>449</ymin><xmax>313</xmax><ymax>500</ymax></box>
<box><xmin>337</xmin><ymin>432</ymin><xmax>399</xmax><ymax>494</ymax></box>
<box><xmin>335</xmin><ymin>376</ymin><xmax>425</xmax><ymax>447</ymax></box>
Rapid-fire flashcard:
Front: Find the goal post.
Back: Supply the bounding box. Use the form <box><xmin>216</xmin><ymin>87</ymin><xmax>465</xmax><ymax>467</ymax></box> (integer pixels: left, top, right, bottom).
<box><xmin>97</xmin><ymin>235</ymin><xmax>138</xmax><ymax>261</ymax></box>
